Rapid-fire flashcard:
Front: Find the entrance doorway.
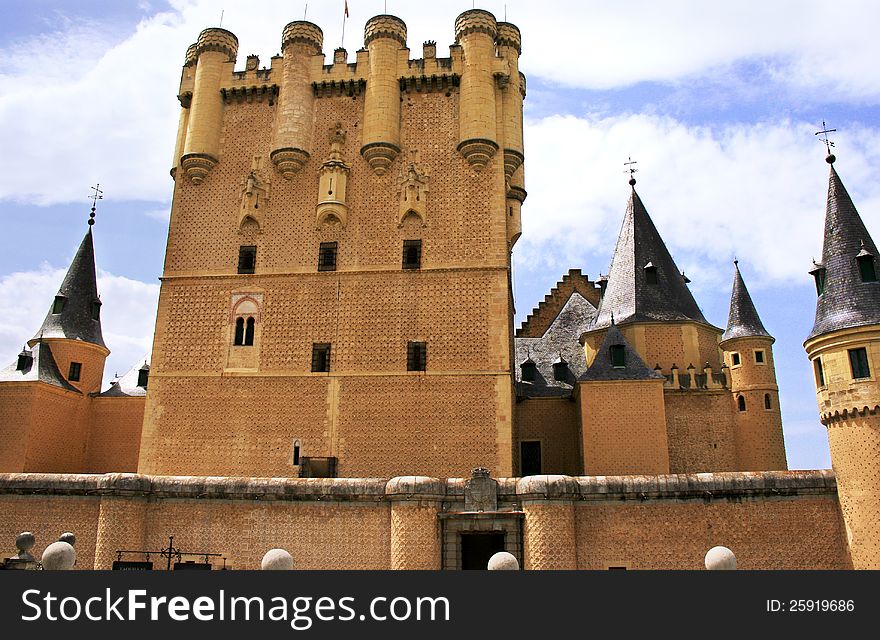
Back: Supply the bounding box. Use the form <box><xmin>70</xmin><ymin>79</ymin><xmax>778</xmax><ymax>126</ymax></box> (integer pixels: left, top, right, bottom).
<box><xmin>460</xmin><ymin>532</ymin><xmax>505</xmax><ymax>570</ymax></box>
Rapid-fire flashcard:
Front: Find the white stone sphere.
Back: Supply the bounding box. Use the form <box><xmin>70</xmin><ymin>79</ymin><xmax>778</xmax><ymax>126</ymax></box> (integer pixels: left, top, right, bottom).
<box><xmin>261</xmin><ymin>548</ymin><xmax>294</xmax><ymax>570</ymax></box>
<box><xmin>41</xmin><ymin>541</ymin><xmax>76</xmax><ymax>571</ymax></box>
<box><xmin>487</xmin><ymin>551</ymin><xmax>520</xmax><ymax>570</ymax></box>
<box><xmin>704</xmin><ymin>545</ymin><xmax>737</xmax><ymax>570</ymax></box>
<box><xmin>59</xmin><ymin>532</ymin><xmax>76</xmax><ymax>546</ymax></box>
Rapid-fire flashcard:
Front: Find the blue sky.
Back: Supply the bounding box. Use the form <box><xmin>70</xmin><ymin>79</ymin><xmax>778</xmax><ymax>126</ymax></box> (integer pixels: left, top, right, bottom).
<box><xmin>3</xmin><ymin>0</ymin><xmax>880</xmax><ymax>469</ymax></box>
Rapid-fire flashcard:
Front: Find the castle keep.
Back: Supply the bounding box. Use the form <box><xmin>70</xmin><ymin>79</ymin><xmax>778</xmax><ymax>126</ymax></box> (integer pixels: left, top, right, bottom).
<box><xmin>0</xmin><ymin>10</ymin><xmax>877</xmax><ymax>570</ymax></box>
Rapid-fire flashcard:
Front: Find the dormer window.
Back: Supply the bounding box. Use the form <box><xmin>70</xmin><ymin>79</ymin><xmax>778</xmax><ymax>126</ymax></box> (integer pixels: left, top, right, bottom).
<box><xmin>137</xmin><ymin>364</ymin><xmax>150</xmax><ymax>388</ymax></box>
<box><xmin>857</xmin><ymin>248</ymin><xmax>877</xmax><ymax>283</ymax></box>
<box><xmin>52</xmin><ymin>295</ymin><xmax>66</xmax><ymax>314</ymax></box>
<box><xmin>552</xmin><ymin>355</ymin><xmax>568</xmax><ymax>381</ymax></box>
<box><xmin>610</xmin><ymin>344</ymin><xmax>626</xmax><ymax>368</ymax></box>
<box><xmin>644</xmin><ymin>262</ymin><xmax>658</xmax><ymax>285</ymax></box>
<box><xmin>91</xmin><ymin>300</ymin><xmax>102</xmax><ymax>320</ymax></box>
<box><xmin>809</xmin><ymin>262</ymin><xmax>826</xmax><ymax>295</ymax></box>
<box><xmin>520</xmin><ymin>359</ymin><xmax>537</xmax><ymax>382</ymax></box>
<box><xmin>16</xmin><ymin>349</ymin><xmax>32</xmax><ymax>371</ymax></box>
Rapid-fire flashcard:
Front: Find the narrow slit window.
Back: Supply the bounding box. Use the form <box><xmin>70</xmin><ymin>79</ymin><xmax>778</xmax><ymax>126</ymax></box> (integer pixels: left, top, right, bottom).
<box><xmin>238</xmin><ymin>245</ymin><xmax>257</xmax><ymax>274</ymax></box>
<box><xmin>68</xmin><ymin>362</ymin><xmax>82</xmax><ymax>382</ymax></box>
<box><xmin>312</xmin><ymin>343</ymin><xmax>331</xmax><ymax>373</ymax></box>
<box><xmin>764</xmin><ymin>393</ymin><xmax>772</xmax><ymax>410</ymax></box>
<box><xmin>91</xmin><ymin>300</ymin><xmax>102</xmax><ymax>320</ymax></box>
<box><xmin>814</xmin><ymin>358</ymin><xmax>825</xmax><ymax>387</ymax></box>
<box><xmin>403</xmin><ymin>240</ymin><xmax>422</xmax><ymax>270</ymax></box>
<box><xmin>244</xmin><ymin>317</ymin><xmax>255</xmax><ymax>346</ymax></box>
<box><xmin>811</xmin><ymin>265</ymin><xmax>826</xmax><ymax>295</ymax></box>
<box><xmin>292</xmin><ymin>440</ymin><xmax>301</xmax><ymax>466</ymax></box>
<box><xmin>318</xmin><ymin>242</ymin><xmax>338</xmax><ymax>272</ymax></box>
<box><xmin>234</xmin><ymin>317</ymin><xmax>245</xmax><ymax>346</ymax></box>
<box><xmin>407</xmin><ymin>341</ymin><xmax>427</xmax><ymax>371</ymax></box>
<box><xmin>849</xmin><ymin>347</ymin><xmax>871</xmax><ymax>380</ymax></box>
<box><xmin>737</xmin><ymin>395</ymin><xmax>746</xmax><ymax>412</ymax></box>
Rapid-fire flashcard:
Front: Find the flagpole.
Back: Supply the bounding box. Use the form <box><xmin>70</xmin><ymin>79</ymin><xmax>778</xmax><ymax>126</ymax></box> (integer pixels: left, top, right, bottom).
<box><xmin>341</xmin><ymin>0</ymin><xmax>347</xmax><ymax>48</ymax></box>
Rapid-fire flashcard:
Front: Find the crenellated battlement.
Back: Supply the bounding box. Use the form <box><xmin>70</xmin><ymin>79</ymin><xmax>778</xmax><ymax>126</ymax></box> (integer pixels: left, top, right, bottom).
<box><xmin>281</xmin><ymin>20</ymin><xmax>323</xmax><ymax>53</ymax></box>
<box><xmin>364</xmin><ymin>14</ymin><xmax>407</xmax><ymax>47</ymax></box>
<box><xmin>454</xmin><ymin>9</ymin><xmax>498</xmax><ymax>40</ymax></box>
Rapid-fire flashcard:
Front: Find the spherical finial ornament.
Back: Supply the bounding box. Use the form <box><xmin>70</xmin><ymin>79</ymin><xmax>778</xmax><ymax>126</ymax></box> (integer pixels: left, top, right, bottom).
<box><xmin>261</xmin><ymin>548</ymin><xmax>294</xmax><ymax>570</ymax></box>
<box><xmin>15</xmin><ymin>532</ymin><xmax>35</xmax><ymax>553</ymax></box>
<box><xmin>826</xmin><ymin>153</ymin><xmax>836</xmax><ymax>164</ymax></box>
<box><xmin>704</xmin><ymin>545</ymin><xmax>737</xmax><ymax>570</ymax></box>
<box><xmin>59</xmin><ymin>532</ymin><xmax>76</xmax><ymax>546</ymax></box>
<box><xmin>629</xmin><ymin>177</ymin><xmax>637</xmax><ymax>186</ymax></box>
<box><xmin>487</xmin><ymin>551</ymin><xmax>520</xmax><ymax>570</ymax></box>
<box><xmin>41</xmin><ymin>541</ymin><xmax>76</xmax><ymax>570</ymax></box>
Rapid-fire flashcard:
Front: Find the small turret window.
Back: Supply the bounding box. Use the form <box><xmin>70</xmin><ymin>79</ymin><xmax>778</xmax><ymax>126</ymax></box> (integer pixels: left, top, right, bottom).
<box><xmin>857</xmin><ymin>254</ymin><xmax>877</xmax><ymax>283</ymax></box>
<box><xmin>68</xmin><ymin>362</ymin><xmax>82</xmax><ymax>382</ymax></box>
<box><xmin>754</xmin><ymin>350</ymin><xmax>765</xmax><ymax>364</ymax></box>
<box><xmin>553</xmin><ymin>360</ymin><xmax>568</xmax><ymax>381</ymax></box>
<box><xmin>16</xmin><ymin>351</ymin><xmax>32</xmax><ymax>371</ymax></box>
<box><xmin>731</xmin><ymin>352</ymin><xmax>741</xmax><ymax>367</ymax></box>
<box><xmin>811</xmin><ymin>267</ymin><xmax>826</xmax><ymax>295</ymax></box>
<box><xmin>91</xmin><ymin>300</ymin><xmax>102</xmax><ymax>321</ymax></box>
<box><xmin>848</xmin><ymin>347</ymin><xmax>871</xmax><ymax>380</ymax></box>
<box><xmin>764</xmin><ymin>393</ymin><xmax>772</xmax><ymax>410</ymax></box>
<box><xmin>610</xmin><ymin>344</ymin><xmax>626</xmax><ymax>368</ymax></box>
<box><xmin>521</xmin><ymin>360</ymin><xmax>537</xmax><ymax>381</ymax></box>
<box><xmin>644</xmin><ymin>263</ymin><xmax>658</xmax><ymax>285</ymax></box>
<box><xmin>52</xmin><ymin>296</ymin><xmax>66</xmax><ymax>314</ymax></box>
<box><xmin>737</xmin><ymin>395</ymin><xmax>746</xmax><ymax>412</ymax></box>
<box><xmin>137</xmin><ymin>366</ymin><xmax>149</xmax><ymax>388</ymax></box>
<box><xmin>814</xmin><ymin>358</ymin><xmax>825</xmax><ymax>387</ymax></box>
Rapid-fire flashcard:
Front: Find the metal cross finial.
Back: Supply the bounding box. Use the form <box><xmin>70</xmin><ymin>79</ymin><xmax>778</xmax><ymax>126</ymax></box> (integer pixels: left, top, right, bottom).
<box><xmin>624</xmin><ymin>157</ymin><xmax>638</xmax><ymax>186</ymax></box>
<box><xmin>88</xmin><ymin>184</ymin><xmax>103</xmax><ymax>226</ymax></box>
<box><xmin>815</xmin><ymin>120</ymin><xmax>837</xmax><ymax>158</ymax></box>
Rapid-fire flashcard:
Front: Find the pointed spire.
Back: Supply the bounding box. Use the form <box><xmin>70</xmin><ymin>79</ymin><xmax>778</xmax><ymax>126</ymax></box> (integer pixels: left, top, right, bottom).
<box><xmin>807</xmin><ymin>163</ymin><xmax>880</xmax><ymax>340</ymax></box>
<box><xmin>721</xmin><ymin>261</ymin><xmax>772</xmax><ymax>343</ymax></box>
<box><xmin>31</xmin><ymin>227</ymin><xmax>106</xmax><ymax>349</ymax></box>
<box><xmin>580</xmin><ymin>324</ymin><xmax>665</xmax><ymax>382</ymax></box>
<box><xmin>592</xmin><ymin>187</ymin><xmax>708</xmax><ymax>329</ymax></box>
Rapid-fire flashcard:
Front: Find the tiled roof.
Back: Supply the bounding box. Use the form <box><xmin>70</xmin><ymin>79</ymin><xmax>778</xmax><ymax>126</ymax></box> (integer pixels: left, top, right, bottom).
<box><xmin>0</xmin><ymin>341</ymin><xmax>81</xmax><ymax>393</ymax></box>
<box><xmin>721</xmin><ymin>261</ymin><xmax>772</xmax><ymax>343</ymax></box>
<box><xmin>95</xmin><ymin>355</ymin><xmax>151</xmax><ymax>398</ymax></box>
<box><xmin>579</xmin><ymin>324</ymin><xmax>665</xmax><ymax>382</ymax></box>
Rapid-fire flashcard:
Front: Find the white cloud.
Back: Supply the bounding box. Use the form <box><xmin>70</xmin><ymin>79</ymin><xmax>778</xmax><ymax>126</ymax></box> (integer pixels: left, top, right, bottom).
<box><xmin>0</xmin><ymin>266</ymin><xmax>159</xmax><ymax>388</ymax></box>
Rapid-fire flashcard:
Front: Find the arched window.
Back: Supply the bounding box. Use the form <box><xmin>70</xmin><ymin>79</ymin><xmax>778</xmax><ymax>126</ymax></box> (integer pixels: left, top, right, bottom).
<box><xmin>764</xmin><ymin>393</ymin><xmax>772</xmax><ymax>410</ymax></box>
<box><xmin>234</xmin><ymin>317</ymin><xmax>245</xmax><ymax>346</ymax></box>
<box><xmin>737</xmin><ymin>395</ymin><xmax>746</xmax><ymax>412</ymax></box>
<box><xmin>245</xmin><ymin>317</ymin><xmax>255</xmax><ymax>346</ymax></box>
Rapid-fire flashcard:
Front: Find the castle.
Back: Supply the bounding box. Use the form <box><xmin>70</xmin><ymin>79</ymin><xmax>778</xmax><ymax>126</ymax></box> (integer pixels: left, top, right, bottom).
<box><xmin>0</xmin><ymin>10</ymin><xmax>876</xmax><ymax>570</ymax></box>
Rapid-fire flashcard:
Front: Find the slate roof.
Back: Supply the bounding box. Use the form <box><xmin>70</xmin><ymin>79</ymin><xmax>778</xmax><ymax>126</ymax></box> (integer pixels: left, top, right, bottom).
<box><xmin>721</xmin><ymin>261</ymin><xmax>772</xmax><ymax>343</ymax></box>
<box><xmin>808</xmin><ymin>163</ymin><xmax>880</xmax><ymax>340</ymax></box>
<box><xmin>579</xmin><ymin>324</ymin><xmax>665</xmax><ymax>382</ymax></box>
<box><xmin>32</xmin><ymin>228</ymin><xmax>106</xmax><ymax>349</ymax></box>
<box><xmin>592</xmin><ymin>187</ymin><xmax>709</xmax><ymax>329</ymax></box>
<box><xmin>514</xmin><ymin>292</ymin><xmax>597</xmax><ymax>398</ymax></box>
<box><xmin>95</xmin><ymin>355</ymin><xmax>151</xmax><ymax>398</ymax></box>
<box><xmin>0</xmin><ymin>341</ymin><xmax>81</xmax><ymax>393</ymax></box>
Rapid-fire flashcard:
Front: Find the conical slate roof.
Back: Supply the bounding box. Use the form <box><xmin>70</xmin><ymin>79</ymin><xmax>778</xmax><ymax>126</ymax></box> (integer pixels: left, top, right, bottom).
<box><xmin>0</xmin><ymin>341</ymin><xmax>81</xmax><ymax>393</ymax></box>
<box><xmin>721</xmin><ymin>262</ymin><xmax>772</xmax><ymax>343</ymax></box>
<box><xmin>580</xmin><ymin>324</ymin><xmax>665</xmax><ymax>382</ymax></box>
<box><xmin>592</xmin><ymin>187</ymin><xmax>707</xmax><ymax>329</ymax></box>
<box><xmin>807</xmin><ymin>163</ymin><xmax>880</xmax><ymax>341</ymax></box>
<box><xmin>31</xmin><ymin>228</ymin><xmax>106</xmax><ymax>349</ymax></box>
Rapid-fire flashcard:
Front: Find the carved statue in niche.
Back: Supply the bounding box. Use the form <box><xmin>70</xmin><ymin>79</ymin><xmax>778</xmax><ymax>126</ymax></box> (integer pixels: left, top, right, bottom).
<box><xmin>239</xmin><ymin>157</ymin><xmax>270</xmax><ymax>231</ymax></box>
<box><xmin>316</xmin><ymin>123</ymin><xmax>351</xmax><ymax>229</ymax></box>
<box><xmin>398</xmin><ymin>149</ymin><xmax>429</xmax><ymax>227</ymax></box>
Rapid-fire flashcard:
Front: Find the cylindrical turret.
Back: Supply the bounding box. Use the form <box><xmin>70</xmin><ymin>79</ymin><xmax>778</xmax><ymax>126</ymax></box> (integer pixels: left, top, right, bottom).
<box><xmin>721</xmin><ymin>336</ymin><xmax>787</xmax><ymax>471</ymax></box>
<box><xmin>180</xmin><ymin>28</ymin><xmax>239</xmax><ymax>184</ymax></box>
<box><xmin>360</xmin><ymin>15</ymin><xmax>406</xmax><ymax>175</ymax></box>
<box><xmin>506</xmin><ymin>164</ymin><xmax>526</xmax><ymax>248</ymax></box>
<box><xmin>171</xmin><ymin>43</ymin><xmax>197</xmax><ymax>178</ymax></box>
<box><xmin>271</xmin><ymin>21</ymin><xmax>323</xmax><ymax>179</ymax></box>
<box><xmin>496</xmin><ymin>23</ymin><xmax>524</xmax><ymax>180</ymax></box>
<box><xmin>455</xmin><ymin>10</ymin><xmax>499</xmax><ymax>171</ymax></box>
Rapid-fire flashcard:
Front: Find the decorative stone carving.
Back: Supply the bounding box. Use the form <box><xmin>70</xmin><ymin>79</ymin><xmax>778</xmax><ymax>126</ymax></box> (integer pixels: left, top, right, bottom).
<box><xmin>464</xmin><ymin>467</ymin><xmax>497</xmax><ymax>512</ymax></box>
<box><xmin>239</xmin><ymin>164</ymin><xmax>270</xmax><ymax>229</ymax></box>
<box><xmin>316</xmin><ymin>123</ymin><xmax>351</xmax><ymax>229</ymax></box>
<box><xmin>398</xmin><ymin>152</ymin><xmax>429</xmax><ymax>227</ymax></box>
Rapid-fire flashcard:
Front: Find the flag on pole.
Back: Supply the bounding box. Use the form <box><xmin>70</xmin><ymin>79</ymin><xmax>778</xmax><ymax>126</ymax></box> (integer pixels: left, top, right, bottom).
<box><xmin>345</xmin><ymin>1</ymin><xmax>349</xmax><ymax>18</ymax></box>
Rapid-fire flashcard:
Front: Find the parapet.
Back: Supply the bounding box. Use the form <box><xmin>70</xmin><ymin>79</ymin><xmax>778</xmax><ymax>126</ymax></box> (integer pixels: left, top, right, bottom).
<box><xmin>385</xmin><ymin>476</ymin><xmax>446</xmax><ymax>500</ymax></box>
<box><xmin>364</xmin><ymin>14</ymin><xmax>407</xmax><ymax>47</ymax></box>
<box><xmin>496</xmin><ymin>22</ymin><xmax>521</xmax><ymax>54</ymax></box>
<box><xmin>194</xmin><ymin>27</ymin><xmax>239</xmax><ymax>62</ymax></box>
<box><xmin>281</xmin><ymin>20</ymin><xmax>323</xmax><ymax>53</ymax></box>
<box><xmin>454</xmin><ymin>9</ymin><xmax>498</xmax><ymax>41</ymax></box>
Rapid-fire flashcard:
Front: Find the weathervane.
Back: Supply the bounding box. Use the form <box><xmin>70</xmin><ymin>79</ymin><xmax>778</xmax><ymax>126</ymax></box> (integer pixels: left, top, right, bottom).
<box><xmin>624</xmin><ymin>156</ymin><xmax>638</xmax><ymax>186</ymax></box>
<box><xmin>88</xmin><ymin>184</ymin><xmax>103</xmax><ymax>226</ymax></box>
<box><xmin>815</xmin><ymin>120</ymin><xmax>837</xmax><ymax>164</ymax></box>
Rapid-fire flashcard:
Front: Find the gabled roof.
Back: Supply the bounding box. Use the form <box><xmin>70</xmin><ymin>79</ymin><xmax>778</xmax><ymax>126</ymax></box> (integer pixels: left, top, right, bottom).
<box><xmin>0</xmin><ymin>341</ymin><xmax>81</xmax><ymax>393</ymax></box>
<box><xmin>95</xmin><ymin>355</ymin><xmax>151</xmax><ymax>398</ymax></box>
<box><xmin>808</xmin><ymin>163</ymin><xmax>880</xmax><ymax>340</ymax></box>
<box><xmin>592</xmin><ymin>187</ymin><xmax>708</xmax><ymax>329</ymax></box>
<box><xmin>517</xmin><ymin>269</ymin><xmax>602</xmax><ymax>337</ymax></box>
<box><xmin>31</xmin><ymin>228</ymin><xmax>106</xmax><ymax>349</ymax></box>
<box><xmin>580</xmin><ymin>324</ymin><xmax>665</xmax><ymax>382</ymax></box>
<box><xmin>721</xmin><ymin>261</ymin><xmax>772</xmax><ymax>343</ymax></box>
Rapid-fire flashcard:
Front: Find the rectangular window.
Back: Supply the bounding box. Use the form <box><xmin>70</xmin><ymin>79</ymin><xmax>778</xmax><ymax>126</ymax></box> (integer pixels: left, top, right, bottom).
<box><xmin>311</xmin><ymin>343</ymin><xmax>331</xmax><ymax>373</ymax></box>
<box><xmin>292</xmin><ymin>440</ymin><xmax>301</xmax><ymax>466</ymax></box>
<box><xmin>520</xmin><ymin>440</ymin><xmax>542</xmax><ymax>476</ymax></box>
<box><xmin>610</xmin><ymin>344</ymin><xmax>626</xmax><ymax>368</ymax></box>
<box><xmin>52</xmin><ymin>296</ymin><xmax>66</xmax><ymax>314</ymax></box>
<box><xmin>407</xmin><ymin>341</ymin><xmax>427</xmax><ymax>371</ymax></box>
<box><xmin>814</xmin><ymin>358</ymin><xmax>825</xmax><ymax>387</ymax></box>
<box><xmin>849</xmin><ymin>347</ymin><xmax>871</xmax><ymax>380</ymax></box>
<box><xmin>68</xmin><ymin>362</ymin><xmax>82</xmax><ymax>382</ymax></box>
<box><xmin>858</xmin><ymin>256</ymin><xmax>877</xmax><ymax>283</ymax></box>
<box><xmin>754</xmin><ymin>350</ymin><xmax>765</xmax><ymax>364</ymax></box>
<box><xmin>402</xmin><ymin>240</ymin><xmax>422</xmax><ymax>270</ymax></box>
<box><xmin>731</xmin><ymin>352</ymin><xmax>741</xmax><ymax>367</ymax></box>
<box><xmin>318</xmin><ymin>242</ymin><xmax>338</xmax><ymax>272</ymax></box>
<box><xmin>238</xmin><ymin>245</ymin><xmax>257</xmax><ymax>274</ymax></box>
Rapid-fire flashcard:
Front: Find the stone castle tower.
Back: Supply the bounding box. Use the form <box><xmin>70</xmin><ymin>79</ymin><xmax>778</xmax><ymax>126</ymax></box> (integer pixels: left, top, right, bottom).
<box><xmin>804</xmin><ymin>153</ymin><xmax>880</xmax><ymax>569</ymax></box>
<box><xmin>139</xmin><ymin>10</ymin><xmax>526</xmax><ymax>478</ymax></box>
